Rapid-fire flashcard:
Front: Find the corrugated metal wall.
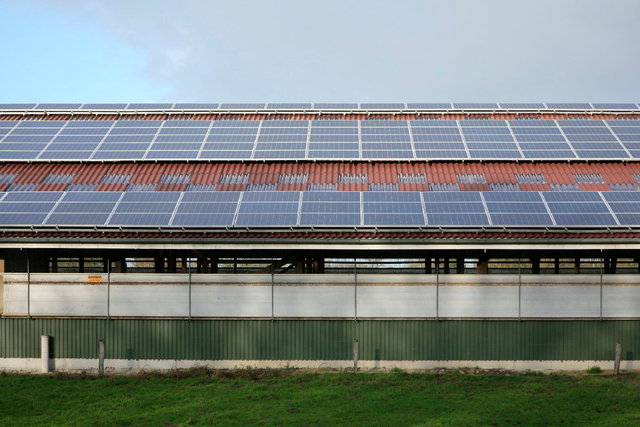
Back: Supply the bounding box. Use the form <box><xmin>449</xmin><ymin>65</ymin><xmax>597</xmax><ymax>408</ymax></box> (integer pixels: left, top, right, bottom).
<box><xmin>1</xmin><ymin>319</ymin><xmax>638</xmax><ymax>361</ymax></box>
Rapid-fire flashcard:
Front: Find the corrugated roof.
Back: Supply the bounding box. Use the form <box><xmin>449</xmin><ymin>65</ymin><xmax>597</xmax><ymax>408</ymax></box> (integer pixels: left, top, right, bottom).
<box><xmin>1</xmin><ymin>112</ymin><xmax>639</xmax><ymax>121</ymax></box>
<box><xmin>0</xmin><ymin>161</ymin><xmax>638</xmax><ymax>191</ymax></box>
<box><xmin>3</xmin><ymin>230</ymin><xmax>640</xmax><ymax>241</ymax></box>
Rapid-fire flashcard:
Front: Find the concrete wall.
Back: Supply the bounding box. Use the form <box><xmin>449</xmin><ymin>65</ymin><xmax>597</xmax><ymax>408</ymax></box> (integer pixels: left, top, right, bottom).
<box><xmin>3</xmin><ymin>273</ymin><xmax>640</xmax><ymax>318</ymax></box>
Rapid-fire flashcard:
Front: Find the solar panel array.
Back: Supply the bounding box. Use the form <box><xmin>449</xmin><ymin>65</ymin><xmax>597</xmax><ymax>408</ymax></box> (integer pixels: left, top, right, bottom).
<box><xmin>0</xmin><ymin>103</ymin><xmax>638</xmax><ymax>110</ymax></box>
<box><xmin>1</xmin><ymin>119</ymin><xmax>639</xmax><ymax>160</ymax></box>
<box><xmin>0</xmin><ymin>190</ymin><xmax>637</xmax><ymax>227</ymax></box>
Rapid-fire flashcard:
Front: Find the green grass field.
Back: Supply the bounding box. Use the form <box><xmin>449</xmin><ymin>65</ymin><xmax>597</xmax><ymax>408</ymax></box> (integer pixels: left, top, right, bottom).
<box><xmin>1</xmin><ymin>369</ymin><xmax>639</xmax><ymax>426</ymax></box>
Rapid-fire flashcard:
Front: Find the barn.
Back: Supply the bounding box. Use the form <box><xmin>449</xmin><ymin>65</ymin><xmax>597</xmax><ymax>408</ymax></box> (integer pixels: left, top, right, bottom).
<box><xmin>1</xmin><ymin>102</ymin><xmax>639</xmax><ymax>372</ymax></box>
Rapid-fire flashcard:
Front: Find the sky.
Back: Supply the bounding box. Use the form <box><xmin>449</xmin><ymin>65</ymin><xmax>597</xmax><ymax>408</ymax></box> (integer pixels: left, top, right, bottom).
<box><xmin>0</xmin><ymin>0</ymin><xmax>638</xmax><ymax>103</ymax></box>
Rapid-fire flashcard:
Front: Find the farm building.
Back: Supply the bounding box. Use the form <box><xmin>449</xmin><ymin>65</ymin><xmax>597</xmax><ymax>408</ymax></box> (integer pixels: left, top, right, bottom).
<box><xmin>1</xmin><ymin>102</ymin><xmax>640</xmax><ymax>372</ymax></box>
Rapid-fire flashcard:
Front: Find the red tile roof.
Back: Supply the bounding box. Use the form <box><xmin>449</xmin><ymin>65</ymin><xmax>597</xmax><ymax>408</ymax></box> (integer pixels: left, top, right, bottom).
<box><xmin>0</xmin><ymin>161</ymin><xmax>637</xmax><ymax>191</ymax></box>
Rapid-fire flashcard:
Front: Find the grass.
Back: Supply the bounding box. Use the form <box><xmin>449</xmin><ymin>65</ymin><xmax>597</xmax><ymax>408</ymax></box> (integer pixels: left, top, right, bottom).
<box><xmin>0</xmin><ymin>369</ymin><xmax>639</xmax><ymax>426</ymax></box>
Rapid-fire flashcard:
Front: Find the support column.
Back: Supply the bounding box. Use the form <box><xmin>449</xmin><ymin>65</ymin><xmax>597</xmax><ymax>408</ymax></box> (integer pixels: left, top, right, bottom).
<box><xmin>531</xmin><ymin>257</ymin><xmax>540</xmax><ymax>275</ymax></box>
<box><xmin>574</xmin><ymin>257</ymin><xmax>581</xmax><ymax>274</ymax></box>
<box><xmin>0</xmin><ymin>258</ymin><xmax>4</xmax><ymax>314</ymax></box>
<box><xmin>554</xmin><ymin>258</ymin><xmax>560</xmax><ymax>275</ymax></box>
<box><xmin>477</xmin><ymin>257</ymin><xmax>488</xmax><ymax>274</ymax></box>
<box><xmin>154</xmin><ymin>255</ymin><xmax>164</xmax><ymax>273</ymax></box>
<box><xmin>167</xmin><ymin>252</ymin><xmax>176</xmax><ymax>273</ymax></box>
<box><xmin>456</xmin><ymin>257</ymin><xmax>464</xmax><ymax>274</ymax></box>
<box><xmin>425</xmin><ymin>258</ymin><xmax>432</xmax><ymax>274</ymax></box>
<box><xmin>112</xmin><ymin>259</ymin><xmax>123</xmax><ymax>273</ymax></box>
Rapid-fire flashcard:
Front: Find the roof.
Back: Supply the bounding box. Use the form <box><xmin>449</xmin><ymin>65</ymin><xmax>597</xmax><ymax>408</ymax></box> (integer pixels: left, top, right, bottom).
<box><xmin>0</xmin><ymin>106</ymin><xmax>638</xmax><ymax>239</ymax></box>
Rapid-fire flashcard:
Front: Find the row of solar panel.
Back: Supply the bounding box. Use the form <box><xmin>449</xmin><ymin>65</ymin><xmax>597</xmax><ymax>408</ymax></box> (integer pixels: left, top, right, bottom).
<box><xmin>0</xmin><ymin>191</ymin><xmax>638</xmax><ymax>227</ymax></box>
<box><xmin>0</xmin><ymin>120</ymin><xmax>638</xmax><ymax>160</ymax></box>
<box><xmin>0</xmin><ymin>103</ymin><xmax>638</xmax><ymax>110</ymax></box>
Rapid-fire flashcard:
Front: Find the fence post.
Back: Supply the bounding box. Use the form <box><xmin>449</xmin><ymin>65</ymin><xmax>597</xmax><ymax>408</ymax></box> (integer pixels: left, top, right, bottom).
<box><xmin>352</xmin><ymin>339</ymin><xmax>359</xmax><ymax>373</ymax></box>
<box><xmin>41</xmin><ymin>335</ymin><xmax>49</xmax><ymax>373</ymax></box>
<box><xmin>614</xmin><ymin>342</ymin><xmax>622</xmax><ymax>375</ymax></box>
<box><xmin>353</xmin><ymin>258</ymin><xmax>358</xmax><ymax>321</ymax></box>
<box><xmin>518</xmin><ymin>257</ymin><xmax>522</xmax><ymax>321</ymax></box>
<box><xmin>436</xmin><ymin>259</ymin><xmax>439</xmax><ymax>321</ymax></box>
<box><xmin>188</xmin><ymin>261</ymin><xmax>192</xmax><ymax>320</ymax></box>
<box><xmin>106</xmin><ymin>258</ymin><xmax>110</xmax><ymax>319</ymax></box>
<box><xmin>98</xmin><ymin>339</ymin><xmax>105</xmax><ymax>376</ymax></box>
<box><xmin>27</xmin><ymin>251</ymin><xmax>31</xmax><ymax>319</ymax></box>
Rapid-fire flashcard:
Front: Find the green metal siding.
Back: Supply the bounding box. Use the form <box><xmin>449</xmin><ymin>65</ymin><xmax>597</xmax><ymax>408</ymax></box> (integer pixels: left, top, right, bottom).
<box><xmin>0</xmin><ymin>319</ymin><xmax>638</xmax><ymax>361</ymax></box>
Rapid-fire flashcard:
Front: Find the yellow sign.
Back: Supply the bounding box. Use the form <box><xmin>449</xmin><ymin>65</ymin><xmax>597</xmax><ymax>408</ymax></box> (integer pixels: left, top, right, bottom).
<box><xmin>88</xmin><ymin>275</ymin><xmax>102</xmax><ymax>284</ymax></box>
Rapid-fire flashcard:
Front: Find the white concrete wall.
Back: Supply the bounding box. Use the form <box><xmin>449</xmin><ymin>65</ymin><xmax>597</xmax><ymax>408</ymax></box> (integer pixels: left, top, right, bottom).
<box><xmin>1</xmin><ymin>357</ymin><xmax>638</xmax><ymax>373</ymax></box>
<box><xmin>3</xmin><ymin>273</ymin><xmax>640</xmax><ymax>318</ymax></box>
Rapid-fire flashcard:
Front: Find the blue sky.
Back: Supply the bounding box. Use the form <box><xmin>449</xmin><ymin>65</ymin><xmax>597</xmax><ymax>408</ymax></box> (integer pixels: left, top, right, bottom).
<box><xmin>0</xmin><ymin>0</ymin><xmax>638</xmax><ymax>103</ymax></box>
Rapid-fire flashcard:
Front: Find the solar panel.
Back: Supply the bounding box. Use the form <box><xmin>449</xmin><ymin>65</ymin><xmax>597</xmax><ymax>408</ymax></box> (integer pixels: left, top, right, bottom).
<box><xmin>82</xmin><ymin>103</ymin><xmax>128</xmax><ymax>109</ymax></box>
<box><xmin>219</xmin><ymin>103</ymin><xmax>266</xmax><ymax>109</ymax></box>
<box><xmin>126</xmin><ymin>103</ymin><xmax>174</xmax><ymax>109</ymax></box>
<box><xmin>359</xmin><ymin>103</ymin><xmax>406</xmax><ymax>109</ymax></box>
<box><xmin>0</xmin><ymin>104</ymin><xmax>37</xmax><ymax>109</ymax></box>
<box><xmin>45</xmin><ymin>192</ymin><xmax>119</xmax><ymax>225</ymax></box>
<box><xmin>236</xmin><ymin>191</ymin><xmax>299</xmax><ymax>226</ymax></box>
<box><xmin>484</xmin><ymin>192</ymin><xmax>553</xmax><ymax>225</ymax></box>
<box><xmin>498</xmin><ymin>103</ymin><xmax>545</xmax><ymax>109</ymax></box>
<box><xmin>542</xmin><ymin>191</ymin><xmax>617</xmax><ymax>226</ymax></box>
<box><xmin>300</xmin><ymin>192</ymin><xmax>360</xmax><ymax>226</ymax></box>
<box><xmin>363</xmin><ymin>192</ymin><xmax>424</xmax><ymax>225</ymax></box>
<box><xmin>406</xmin><ymin>103</ymin><xmax>452</xmax><ymax>109</ymax></box>
<box><xmin>591</xmin><ymin>103</ymin><xmax>638</xmax><ymax>110</ymax></box>
<box><xmin>164</xmin><ymin>120</ymin><xmax>212</xmax><ymax>127</ymax></box>
<box><xmin>422</xmin><ymin>192</ymin><xmax>489</xmax><ymax>226</ymax></box>
<box><xmin>453</xmin><ymin>103</ymin><xmax>499</xmax><ymax>109</ymax></box>
<box><xmin>36</xmin><ymin>103</ymin><xmax>82</xmax><ymax>109</ymax></box>
<box><xmin>266</xmin><ymin>103</ymin><xmax>312</xmax><ymax>109</ymax></box>
<box><xmin>313</xmin><ymin>103</ymin><xmax>359</xmax><ymax>109</ymax></box>
<box><xmin>173</xmin><ymin>103</ymin><xmax>219</xmax><ymax>109</ymax></box>
<box><xmin>65</xmin><ymin>120</ymin><xmax>114</xmax><ymax>128</ymax></box>
<box><xmin>172</xmin><ymin>191</ymin><xmax>240</xmax><ymax>226</ymax></box>
<box><xmin>545</xmin><ymin>103</ymin><xmax>592</xmax><ymax>109</ymax></box>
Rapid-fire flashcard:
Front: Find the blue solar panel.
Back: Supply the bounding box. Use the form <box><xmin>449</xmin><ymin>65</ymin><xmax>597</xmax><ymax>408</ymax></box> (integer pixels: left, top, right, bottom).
<box><xmin>453</xmin><ymin>103</ymin><xmax>499</xmax><ymax>109</ymax></box>
<box><xmin>311</xmin><ymin>120</ymin><xmax>358</xmax><ymax>127</ymax></box>
<box><xmin>406</xmin><ymin>103</ymin><xmax>452</xmax><ymax>109</ymax></box>
<box><xmin>606</xmin><ymin>120</ymin><xmax>640</xmax><ymax>126</ymax></box>
<box><xmin>173</xmin><ymin>103</ymin><xmax>219</xmax><ymax>109</ymax></box>
<box><xmin>65</xmin><ymin>120</ymin><xmax>114</xmax><ymax>128</ymax></box>
<box><xmin>36</xmin><ymin>103</ymin><xmax>82</xmax><ymax>109</ymax></box>
<box><xmin>164</xmin><ymin>120</ymin><xmax>212</xmax><ymax>127</ymax></box>
<box><xmin>126</xmin><ymin>103</ymin><xmax>174</xmax><ymax>109</ymax></box>
<box><xmin>266</xmin><ymin>103</ymin><xmax>312</xmax><ymax>109</ymax></box>
<box><xmin>219</xmin><ymin>103</ymin><xmax>266</xmax><ymax>109</ymax></box>
<box><xmin>0</xmin><ymin>104</ymin><xmax>37</xmax><ymax>109</ymax></box>
<box><xmin>546</xmin><ymin>103</ymin><xmax>592</xmax><ymax>109</ymax></box>
<box><xmin>363</xmin><ymin>192</ymin><xmax>424</xmax><ymax>225</ymax></box>
<box><xmin>427</xmin><ymin>213</ymin><xmax>490</xmax><ymax>226</ymax></box>
<box><xmin>114</xmin><ymin>120</ymin><xmax>162</xmax><ymax>127</ymax></box>
<box><xmin>313</xmin><ymin>103</ymin><xmax>359</xmax><ymax>109</ymax></box>
<box><xmin>499</xmin><ymin>103</ymin><xmax>545</xmax><ymax>109</ymax></box>
<box><xmin>592</xmin><ymin>103</ymin><xmax>638</xmax><ymax>110</ymax></box>
<box><xmin>360</xmin><ymin>103</ymin><xmax>406</xmax><ymax>109</ymax></box>
<box><xmin>82</xmin><ymin>103</ymin><xmax>128</xmax><ymax>109</ymax></box>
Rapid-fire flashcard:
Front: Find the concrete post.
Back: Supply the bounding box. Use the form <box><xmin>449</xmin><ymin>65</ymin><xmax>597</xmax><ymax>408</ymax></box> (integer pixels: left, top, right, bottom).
<box><xmin>614</xmin><ymin>342</ymin><xmax>622</xmax><ymax>375</ymax></box>
<box><xmin>0</xmin><ymin>258</ymin><xmax>4</xmax><ymax>314</ymax></box>
<box><xmin>352</xmin><ymin>339</ymin><xmax>359</xmax><ymax>373</ymax></box>
<box><xmin>41</xmin><ymin>335</ymin><xmax>50</xmax><ymax>373</ymax></box>
<box><xmin>98</xmin><ymin>340</ymin><xmax>105</xmax><ymax>376</ymax></box>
